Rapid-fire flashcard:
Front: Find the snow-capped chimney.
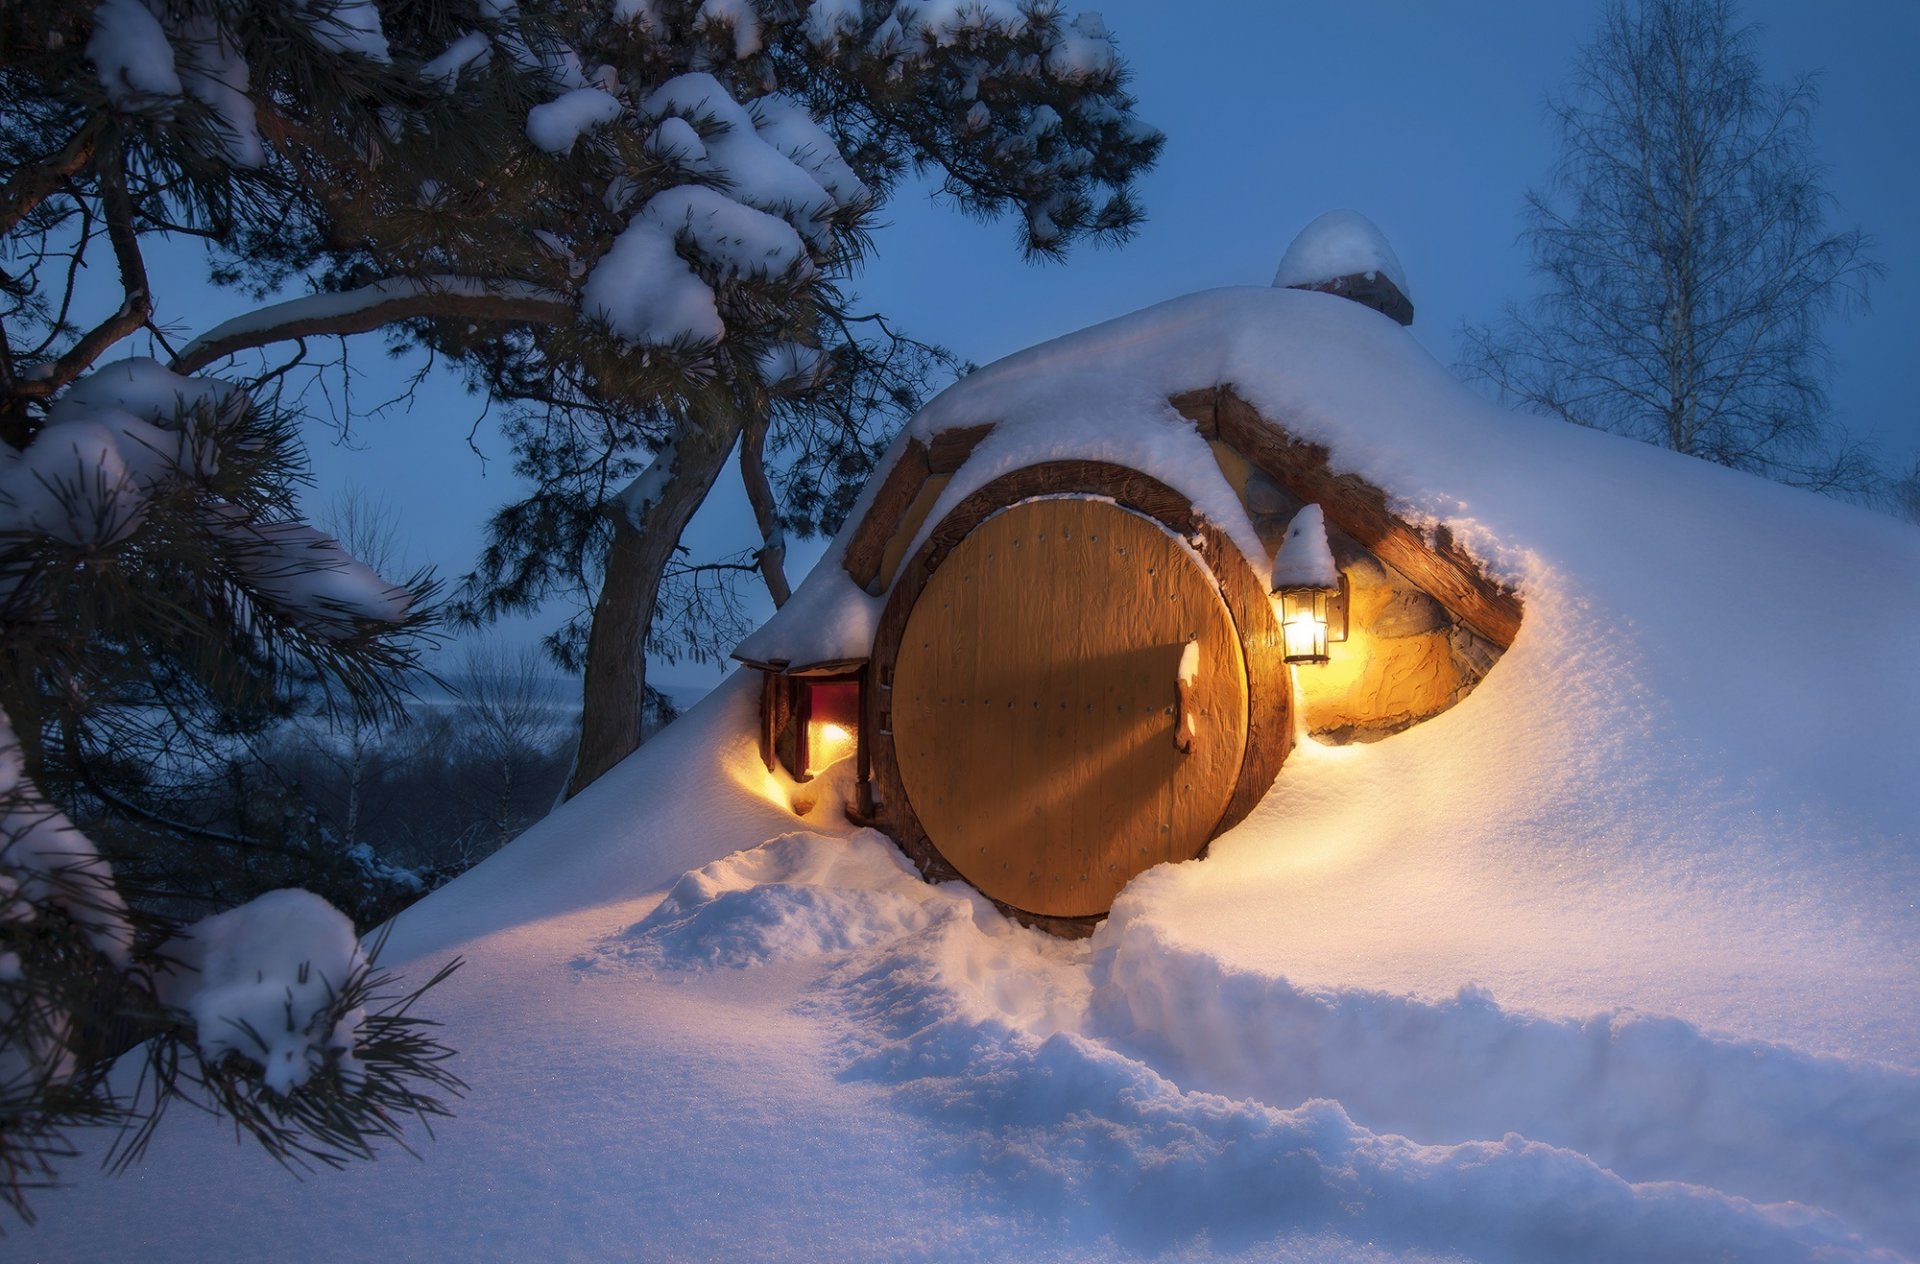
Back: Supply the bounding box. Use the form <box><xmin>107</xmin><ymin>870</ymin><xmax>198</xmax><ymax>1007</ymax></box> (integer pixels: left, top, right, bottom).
<box><xmin>1273</xmin><ymin>209</ymin><xmax>1415</xmax><ymax>326</ymax></box>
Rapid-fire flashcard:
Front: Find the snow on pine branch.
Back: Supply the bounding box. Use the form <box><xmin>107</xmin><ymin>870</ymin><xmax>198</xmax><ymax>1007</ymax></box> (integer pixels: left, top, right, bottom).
<box><xmin>527</xmin><ymin>87</ymin><xmax>624</xmax><ymax>155</ymax></box>
<box><xmin>0</xmin><ymin>711</ymin><xmax>133</xmax><ymax>970</ymax></box>
<box><xmin>569</xmin><ymin>1</ymin><xmax>1147</xmax><ymax>347</ymax></box>
<box><xmin>88</xmin><ymin>0</ymin><xmax>265</xmax><ymax>167</ymax></box>
<box><xmin>84</xmin><ymin>0</ymin><xmax>1151</xmax><ymax>364</ymax></box>
<box><xmin>215</xmin><ymin>511</ymin><xmax>417</xmax><ymax>631</ymax></box>
<box><xmin>585</xmin><ymin>185</ymin><xmax>816</xmax><ymax>344</ymax></box>
<box><xmin>0</xmin><ymin>359</ymin><xmax>236</xmax><ymax>549</ymax></box>
<box><xmin>2</xmin><ymin>359</ymin><xmax>417</xmax><ymax>635</ymax></box>
<box><xmin>153</xmin><ymin>889</ymin><xmax>369</xmax><ymax>1095</ymax></box>
<box><xmin>87</xmin><ymin>0</ymin><xmax>396</xmax><ymax>168</ymax></box>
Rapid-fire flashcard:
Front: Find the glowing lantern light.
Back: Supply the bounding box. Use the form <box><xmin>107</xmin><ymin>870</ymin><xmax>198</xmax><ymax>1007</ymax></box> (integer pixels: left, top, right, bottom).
<box><xmin>800</xmin><ymin>678</ymin><xmax>861</xmax><ymax>779</ymax></box>
<box><xmin>1271</xmin><ymin>504</ymin><xmax>1347</xmax><ymax>666</ymax></box>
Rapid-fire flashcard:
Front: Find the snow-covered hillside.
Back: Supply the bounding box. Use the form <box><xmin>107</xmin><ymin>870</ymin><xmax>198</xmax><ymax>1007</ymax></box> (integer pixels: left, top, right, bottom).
<box><xmin>25</xmin><ymin>288</ymin><xmax>1920</xmax><ymax>1263</ymax></box>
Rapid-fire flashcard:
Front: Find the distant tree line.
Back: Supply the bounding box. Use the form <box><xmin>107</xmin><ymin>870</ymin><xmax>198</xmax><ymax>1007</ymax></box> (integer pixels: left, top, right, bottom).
<box><xmin>100</xmin><ymin>642</ymin><xmax>586</xmax><ymax>934</ymax></box>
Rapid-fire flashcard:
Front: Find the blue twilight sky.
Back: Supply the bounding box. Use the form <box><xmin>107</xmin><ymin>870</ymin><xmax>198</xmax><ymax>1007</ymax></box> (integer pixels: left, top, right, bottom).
<box><xmin>142</xmin><ymin>2</ymin><xmax>1920</xmax><ymax>683</ymax></box>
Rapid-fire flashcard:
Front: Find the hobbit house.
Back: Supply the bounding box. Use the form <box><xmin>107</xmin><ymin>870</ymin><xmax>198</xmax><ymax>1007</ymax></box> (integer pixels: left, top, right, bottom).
<box><xmin>733</xmin><ymin>211</ymin><xmax>1523</xmax><ymax>934</ymax></box>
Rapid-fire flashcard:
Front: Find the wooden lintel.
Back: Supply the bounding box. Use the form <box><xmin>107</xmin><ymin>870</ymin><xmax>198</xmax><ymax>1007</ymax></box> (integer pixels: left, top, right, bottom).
<box><xmin>1213</xmin><ymin>387</ymin><xmax>1522</xmax><ymax>647</ymax></box>
<box><xmin>927</xmin><ymin>422</ymin><xmax>996</xmax><ymax>474</ymax></box>
<box><xmin>732</xmin><ymin>652</ymin><xmax>790</xmax><ymax>672</ymax></box>
<box><xmin>1168</xmin><ymin>387</ymin><xmax>1220</xmax><ymax>438</ymax></box>
<box><xmin>782</xmin><ymin>659</ymin><xmax>869</xmax><ymax>679</ymax></box>
<box><xmin>730</xmin><ymin>652</ymin><xmax>868</xmax><ymax>678</ymax></box>
<box><xmin>842</xmin><ymin>438</ymin><xmax>932</xmax><ymax>591</ymax></box>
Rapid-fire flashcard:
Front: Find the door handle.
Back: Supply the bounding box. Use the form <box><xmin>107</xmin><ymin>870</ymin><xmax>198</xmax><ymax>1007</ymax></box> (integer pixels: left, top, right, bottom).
<box><xmin>1174</xmin><ymin>638</ymin><xmax>1199</xmax><ymax>754</ymax></box>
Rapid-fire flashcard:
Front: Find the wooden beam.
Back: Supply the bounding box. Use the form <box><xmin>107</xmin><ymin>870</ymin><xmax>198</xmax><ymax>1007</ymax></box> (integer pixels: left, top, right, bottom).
<box><xmin>1167</xmin><ymin>387</ymin><xmax>1220</xmax><ymax>438</ymax></box>
<box><xmin>843</xmin><ymin>423</ymin><xmax>997</xmax><ymax>596</ymax></box>
<box><xmin>876</xmin><ymin>473</ymin><xmax>951</xmax><ymax>589</ymax></box>
<box><xmin>927</xmin><ymin>422</ymin><xmax>996</xmax><ymax>473</ymax></box>
<box><xmin>841</xmin><ymin>438</ymin><xmax>931</xmax><ymax>592</ymax></box>
<box><xmin>1209</xmin><ymin>387</ymin><xmax>1523</xmax><ymax>647</ymax></box>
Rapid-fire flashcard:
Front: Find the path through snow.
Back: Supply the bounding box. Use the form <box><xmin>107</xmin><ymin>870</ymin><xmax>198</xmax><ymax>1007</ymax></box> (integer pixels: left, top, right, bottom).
<box><xmin>605</xmin><ymin>830</ymin><xmax>1917</xmax><ymax>1263</ymax></box>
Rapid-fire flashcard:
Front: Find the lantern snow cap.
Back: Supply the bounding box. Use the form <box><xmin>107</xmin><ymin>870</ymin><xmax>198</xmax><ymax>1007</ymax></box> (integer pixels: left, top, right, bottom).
<box><xmin>1272</xmin><ymin>504</ymin><xmax>1345</xmax><ymax>664</ymax></box>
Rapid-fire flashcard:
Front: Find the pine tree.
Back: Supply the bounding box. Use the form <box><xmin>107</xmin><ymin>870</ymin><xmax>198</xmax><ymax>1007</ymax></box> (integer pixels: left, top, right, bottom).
<box><xmin>3</xmin><ymin>0</ymin><xmax>1159</xmax><ymax>1212</ymax></box>
<box><xmin>2</xmin><ymin>0</ymin><xmax>466</xmax><ymax>1219</ymax></box>
<box><xmin>344</xmin><ymin>0</ymin><xmax>1167</xmax><ymax>794</ymax></box>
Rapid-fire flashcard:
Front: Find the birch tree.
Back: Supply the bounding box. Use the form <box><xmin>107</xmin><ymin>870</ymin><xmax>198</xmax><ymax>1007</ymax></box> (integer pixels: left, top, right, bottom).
<box><xmin>1461</xmin><ymin>0</ymin><xmax>1880</xmax><ymax>491</ymax></box>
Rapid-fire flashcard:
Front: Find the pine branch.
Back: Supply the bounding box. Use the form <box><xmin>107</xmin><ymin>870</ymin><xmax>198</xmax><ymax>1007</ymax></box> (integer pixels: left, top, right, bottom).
<box><xmin>0</xmin><ymin>118</ymin><xmax>103</xmax><ymax>240</ymax></box>
<box><xmin>170</xmin><ymin>278</ymin><xmax>574</xmax><ymax>376</ymax></box>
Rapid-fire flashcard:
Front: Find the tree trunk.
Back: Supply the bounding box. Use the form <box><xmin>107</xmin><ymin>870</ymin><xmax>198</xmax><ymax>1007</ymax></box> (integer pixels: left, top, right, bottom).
<box><xmin>738</xmin><ymin>405</ymin><xmax>791</xmax><ymax>608</ymax></box>
<box><xmin>565</xmin><ymin>411</ymin><xmax>742</xmax><ymax>799</ymax></box>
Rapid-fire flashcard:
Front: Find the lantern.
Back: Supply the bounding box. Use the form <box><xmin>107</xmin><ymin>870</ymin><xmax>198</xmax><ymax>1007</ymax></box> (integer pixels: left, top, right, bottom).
<box><xmin>1278</xmin><ymin>584</ymin><xmax>1336</xmax><ymax>664</ymax></box>
<box><xmin>1271</xmin><ymin>504</ymin><xmax>1347</xmax><ymax>666</ymax></box>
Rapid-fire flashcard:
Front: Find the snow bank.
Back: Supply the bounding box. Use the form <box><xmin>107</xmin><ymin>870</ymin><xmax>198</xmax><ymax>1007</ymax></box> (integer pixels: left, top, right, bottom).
<box><xmin>1090</xmin><ymin>904</ymin><xmax>1920</xmax><ymax>1255</ymax></box>
<box><xmin>834</xmin><ymin>927</ymin><xmax>1886</xmax><ymax>1262</ymax></box>
<box><xmin>601</xmin><ymin>830</ymin><xmax>944</xmax><ymax>968</ymax></box>
<box><xmin>579</xmin><ymin>832</ymin><xmax>1908</xmax><ymax>1260</ymax></box>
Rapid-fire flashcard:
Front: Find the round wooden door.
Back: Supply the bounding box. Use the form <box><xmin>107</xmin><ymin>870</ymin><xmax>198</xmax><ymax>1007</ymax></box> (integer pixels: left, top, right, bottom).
<box><xmin>891</xmin><ymin>497</ymin><xmax>1249</xmax><ymax>917</ymax></box>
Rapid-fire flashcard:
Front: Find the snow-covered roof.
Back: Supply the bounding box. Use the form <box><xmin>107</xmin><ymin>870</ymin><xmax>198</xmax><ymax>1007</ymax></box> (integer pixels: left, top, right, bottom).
<box><xmin>735</xmin><ymin>283</ymin><xmax>1506</xmax><ymax>671</ymax></box>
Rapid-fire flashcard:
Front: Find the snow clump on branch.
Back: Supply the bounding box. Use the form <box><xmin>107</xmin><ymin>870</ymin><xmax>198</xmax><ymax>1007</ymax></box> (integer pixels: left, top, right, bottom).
<box><xmin>155</xmin><ymin>889</ymin><xmax>369</xmax><ymax>1095</ymax></box>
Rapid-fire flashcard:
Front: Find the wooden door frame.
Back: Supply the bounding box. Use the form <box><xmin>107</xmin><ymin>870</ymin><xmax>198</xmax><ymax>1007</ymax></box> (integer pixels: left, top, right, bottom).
<box><xmin>865</xmin><ymin>461</ymin><xmax>1294</xmax><ymax>936</ymax></box>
